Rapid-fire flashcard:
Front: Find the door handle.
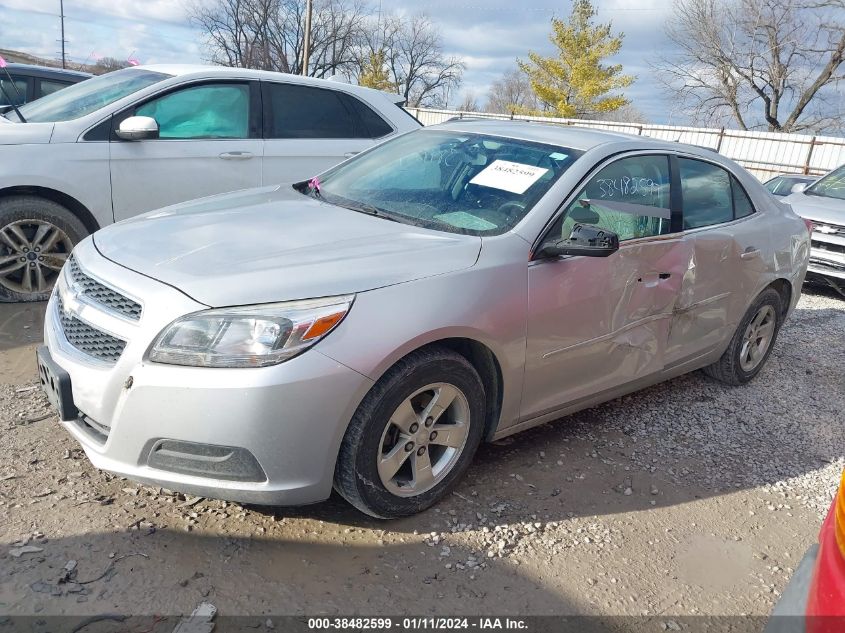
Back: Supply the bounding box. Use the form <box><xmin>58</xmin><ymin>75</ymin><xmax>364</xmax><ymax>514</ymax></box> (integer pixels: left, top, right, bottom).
<box><xmin>343</xmin><ymin>151</ymin><xmax>360</xmax><ymax>158</ymax></box>
<box><xmin>218</xmin><ymin>151</ymin><xmax>254</xmax><ymax>160</ymax></box>
<box><xmin>740</xmin><ymin>247</ymin><xmax>761</xmax><ymax>260</ymax></box>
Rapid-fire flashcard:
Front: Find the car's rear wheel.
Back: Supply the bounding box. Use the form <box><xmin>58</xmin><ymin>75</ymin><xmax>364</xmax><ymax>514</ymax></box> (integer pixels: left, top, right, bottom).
<box><xmin>0</xmin><ymin>196</ymin><xmax>87</xmax><ymax>303</ymax></box>
<box><xmin>334</xmin><ymin>347</ymin><xmax>486</xmax><ymax>518</ymax></box>
<box><xmin>703</xmin><ymin>288</ymin><xmax>783</xmax><ymax>385</ymax></box>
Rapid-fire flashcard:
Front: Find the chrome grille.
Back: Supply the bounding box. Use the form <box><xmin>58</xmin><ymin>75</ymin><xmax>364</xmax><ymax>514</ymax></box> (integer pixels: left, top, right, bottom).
<box><xmin>812</xmin><ymin>222</ymin><xmax>845</xmax><ymax>237</ymax></box>
<box><xmin>67</xmin><ymin>256</ymin><xmax>142</xmax><ymax>320</ymax></box>
<box><xmin>56</xmin><ymin>294</ymin><xmax>127</xmax><ymax>363</ymax></box>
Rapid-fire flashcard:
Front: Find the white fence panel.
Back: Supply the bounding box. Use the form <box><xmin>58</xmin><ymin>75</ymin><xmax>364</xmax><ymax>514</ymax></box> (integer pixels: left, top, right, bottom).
<box><xmin>406</xmin><ymin>108</ymin><xmax>845</xmax><ymax>182</ymax></box>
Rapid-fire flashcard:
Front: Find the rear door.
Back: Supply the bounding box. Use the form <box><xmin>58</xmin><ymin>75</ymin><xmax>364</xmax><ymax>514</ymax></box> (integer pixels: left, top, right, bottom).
<box><xmin>109</xmin><ymin>81</ymin><xmax>263</xmax><ymax>222</ymax></box>
<box><xmin>664</xmin><ymin>156</ymin><xmax>764</xmax><ymax>366</ymax></box>
<box><xmin>521</xmin><ymin>153</ymin><xmax>690</xmax><ymax>420</ymax></box>
<box><xmin>261</xmin><ymin>81</ymin><xmax>394</xmax><ymax>184</ymax></box>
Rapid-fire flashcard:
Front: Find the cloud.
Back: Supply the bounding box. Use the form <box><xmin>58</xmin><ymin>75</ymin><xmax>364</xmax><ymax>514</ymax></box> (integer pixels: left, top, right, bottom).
<box><xmin>1</xmin><ymin>0</ymin><xmax>683</xmax><ymax>122</ymax></box>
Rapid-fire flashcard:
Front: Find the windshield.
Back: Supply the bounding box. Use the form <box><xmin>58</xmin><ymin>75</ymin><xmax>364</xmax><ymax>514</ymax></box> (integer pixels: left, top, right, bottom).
<box><xmin>806</xmin><ymin>164</ymin><xmax>845</xmax><ymax>201</ymax></box>
<box><xmin>13</xmin><ymin>68</ymin><xmax>171</xmax><ymax>123</ymax></box>
<box><xmin>304</xmin><ymin>130</ymin><xmax>582</xmax><ymax>235</ymax></box>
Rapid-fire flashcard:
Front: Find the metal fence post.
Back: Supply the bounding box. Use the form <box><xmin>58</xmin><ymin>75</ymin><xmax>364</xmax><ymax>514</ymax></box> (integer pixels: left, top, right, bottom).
<box><xmin>715</xmin><ymin>128</ymin><xmax>725</xmax><ymax>152</ymax></box>
<box><xmin>803</xmin><ymin>137</ymin><xmax>817</xmax><ymax>175</ymax></box>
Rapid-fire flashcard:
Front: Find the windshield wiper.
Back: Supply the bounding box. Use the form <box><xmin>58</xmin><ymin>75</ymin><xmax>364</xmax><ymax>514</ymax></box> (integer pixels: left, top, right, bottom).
<box><xmin>338</xmin><ymin>200</ymin><xmax>403</xmax><ymax>223</ymax></box>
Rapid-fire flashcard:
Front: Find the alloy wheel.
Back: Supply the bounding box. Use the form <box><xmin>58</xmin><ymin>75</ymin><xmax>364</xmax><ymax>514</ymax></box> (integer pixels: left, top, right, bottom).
<box><xmin>377</xmin><ymin>382</ymin><xmax>471</xmax><ymax>497</ymax></box>
<box><xmin>739</xmin><ymin>304</ymin><xmax>777</xmax><ymax>372</ymax></box>
<box><xmin>0</xmin><ymin>219</ymin><xmax>72</xmax><ymax>295</ymax></box>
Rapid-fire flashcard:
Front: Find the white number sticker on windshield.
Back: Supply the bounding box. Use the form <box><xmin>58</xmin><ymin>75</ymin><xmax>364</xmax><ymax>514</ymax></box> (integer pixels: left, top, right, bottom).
<box><xmin>469</xmin><ymin>160</ymin><xmax>549</xmax><ymax>194</ymax></box>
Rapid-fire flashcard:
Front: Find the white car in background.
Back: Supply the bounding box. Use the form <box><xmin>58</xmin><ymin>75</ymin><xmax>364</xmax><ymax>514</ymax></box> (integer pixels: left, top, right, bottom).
<box><xmin>784</xmin><ymin>163</ymin><xmax>845</xmax><ymax>297</ymax></box>
<box><xmin>0</xmin><ymin>65</ymin><xmax>419</xmax><ymax>302</ymax></box>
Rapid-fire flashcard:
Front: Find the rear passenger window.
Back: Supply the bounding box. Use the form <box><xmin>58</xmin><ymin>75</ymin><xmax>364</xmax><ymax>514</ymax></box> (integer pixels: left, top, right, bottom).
<box><xmin>679</xmin><ymin>158</ymin><xmax>754</xmax><ymax>228</ymax></box>
<box><xmin>265</xmin><ymin>83</ymin><xmax>378</xmax><ymax>139</ymax></box>
<box><xmin>340</xmin><ymin>94</ymin><xmax>393</xmax><ymax>137</ymax></box>
<box><xmin>555</xmin><ymin>154</ymin><xmax>672</xmax><ymax>241</ymax></box>
<box><xmin>732</xmin><ymin>177</ymin><xmax>755</xmax><ymax>218</ymax></box>
<box><xmin>39</xmin><ymin>79</ymin><xmax>72</xmax><ymax>97</ymax></box>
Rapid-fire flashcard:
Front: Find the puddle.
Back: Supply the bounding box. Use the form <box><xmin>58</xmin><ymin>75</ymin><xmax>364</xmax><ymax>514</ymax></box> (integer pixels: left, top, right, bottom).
<box><xmin>0</xmin><ymin>301</ymin><xmax>46</xmax><ymax>384</ymax></box>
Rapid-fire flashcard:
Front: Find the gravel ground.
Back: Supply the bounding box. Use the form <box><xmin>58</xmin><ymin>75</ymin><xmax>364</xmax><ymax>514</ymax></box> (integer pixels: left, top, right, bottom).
<box><xmin>0</xmin><ymin>288</ymin><xmax>842</xmax><ymax>626</ymax></box>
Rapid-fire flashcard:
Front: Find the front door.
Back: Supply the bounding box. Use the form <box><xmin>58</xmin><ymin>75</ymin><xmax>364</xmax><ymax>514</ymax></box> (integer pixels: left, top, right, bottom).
<box><xmin>521</xmin><ymin>153</ymin><xmax>689</xmax><ymax>421</ymax></box>
<box><xmin>110</xmin><ymin>81</ymin><xmax>263</xmax><ymax>222</ymax></box>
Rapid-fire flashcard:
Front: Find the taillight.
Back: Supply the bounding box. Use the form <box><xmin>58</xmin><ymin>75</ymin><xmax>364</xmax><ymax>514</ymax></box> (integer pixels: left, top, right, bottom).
<box><xmin>804</xmin><ymin>218</ymin><xmax>815</xmax><ymax>234</ymax></box>
<box><xmin>835</xmin><ymin>469</ymin><xmax>845</xmax><ymax>559</ymax></box>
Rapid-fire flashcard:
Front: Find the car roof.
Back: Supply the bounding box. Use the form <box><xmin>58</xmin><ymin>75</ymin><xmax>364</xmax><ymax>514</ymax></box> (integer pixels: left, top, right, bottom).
<box><xmin>136</xmin><ymin>64</ymin><xmax>406</xmax><ymax>104</ymax></box>
<box><xmin>428</xmin><ymin>118</ymin><xmax>703</xmax><ymax>153</ymax></box>
<box><xmin>5</xmin><ymin>63</ymin><xmax>92</xmax><ymax>80</ymax></box>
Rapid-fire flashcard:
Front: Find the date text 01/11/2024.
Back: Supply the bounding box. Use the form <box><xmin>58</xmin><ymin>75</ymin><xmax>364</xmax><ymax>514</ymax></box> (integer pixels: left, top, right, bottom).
<box><xmin>306</xmin><ymin>618</ymin><xmax>529</xmax><ymax>630</ymax></box>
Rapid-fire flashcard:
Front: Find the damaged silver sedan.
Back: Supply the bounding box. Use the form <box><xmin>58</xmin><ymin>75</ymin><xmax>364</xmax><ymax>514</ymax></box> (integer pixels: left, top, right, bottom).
<box><xmin>38</xmin><ymin>121</ymin><xmax>810</xmax><ymax>518</ymax></box>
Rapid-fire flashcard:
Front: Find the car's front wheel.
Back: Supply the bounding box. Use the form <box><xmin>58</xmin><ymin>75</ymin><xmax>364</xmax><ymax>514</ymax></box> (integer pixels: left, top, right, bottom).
<box><xmin>0</xmin><ymin>196</ymin><xmax>87</xmax><ymax>302</ymax></box>
<box><xmin>704</xmin><ymin>288</ymin><xmax>784</xmax><ymax>385</ymax></box>
<box><xmin>334</xmin><ymin>347</ymin><xmax>486</xmax><ymax>518</ymax></box>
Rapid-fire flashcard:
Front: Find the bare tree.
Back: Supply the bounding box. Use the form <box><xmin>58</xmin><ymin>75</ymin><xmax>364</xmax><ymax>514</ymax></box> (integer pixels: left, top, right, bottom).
<box><xmin>355</xmin><ymin>13</ymin><xmax>464</xmax><ymax>107</ymax></box>
<box><xmin>457</xmin><ymin>91</ymin><xmax>480</xmax><ymax>112</ymax></box>
<box><xmin>657</xmin><ymin>0</ymin><xmax>845</xmax><ymax>132</ymax></box>
<box><xmin>484</xmin><ymin>66</ymin><xmax>540</xmax><ymax>114</ymax></box>
<box><xmin>91</xmin><ymin>57</ymin><xmax>131</xmax><ymax>74</ymax></box>
<box><xmin>188</xmin><ymin>0</ymin><xmax>370</xmax><ymax>77</ymax></box>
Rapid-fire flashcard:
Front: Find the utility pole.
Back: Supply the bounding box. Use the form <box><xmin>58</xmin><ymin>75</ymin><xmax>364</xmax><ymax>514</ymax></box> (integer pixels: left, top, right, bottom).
<box><xmin>58</xmin><ymin>0</ymin><xmax>67</xmax><ymax>69</ymax></box>
<box><xmin>301</xmin><ymin>0</ymin><xmax>312</xmax><ymax>76</ymax></box>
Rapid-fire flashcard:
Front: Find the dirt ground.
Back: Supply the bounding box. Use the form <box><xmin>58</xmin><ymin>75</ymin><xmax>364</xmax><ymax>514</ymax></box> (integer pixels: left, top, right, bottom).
<box><xmin>1</xmin><ymin>288</ymin><xmax>843</xmax><ymax>628</ymax></box>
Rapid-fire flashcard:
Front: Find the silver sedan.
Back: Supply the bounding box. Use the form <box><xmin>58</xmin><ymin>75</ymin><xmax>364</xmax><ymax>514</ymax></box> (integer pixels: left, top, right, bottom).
<box><xmin>38</xmin><ymin>121</ymin><xmax>810</xmax><ymax>518</ymax></box>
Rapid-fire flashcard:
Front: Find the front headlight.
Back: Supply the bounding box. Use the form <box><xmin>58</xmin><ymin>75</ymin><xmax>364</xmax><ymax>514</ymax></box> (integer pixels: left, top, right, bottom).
<box><xmin>148</xmin><ymin>295</ymin><xmax>354</xmax><ymax>368</ymax></box>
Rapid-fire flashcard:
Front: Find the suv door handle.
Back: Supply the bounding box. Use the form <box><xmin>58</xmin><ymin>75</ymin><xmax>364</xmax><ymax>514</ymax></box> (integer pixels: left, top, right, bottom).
<box><xmin>343</xmin><ymin>151</ymin><xmax>360</xmax><ymax>158</ymax></box>
<box><xmin>218</xmin><ymin>151</ymin><xmax>254</xmax><ymax>160</ymax></box>
<box><xmin>740</xmin><ymin>248</ymin><xmax>761</xmax><ymax>260</ymax></box>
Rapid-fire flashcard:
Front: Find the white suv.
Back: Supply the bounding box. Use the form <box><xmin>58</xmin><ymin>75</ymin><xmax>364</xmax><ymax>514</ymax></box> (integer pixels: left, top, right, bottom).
<box><xmin>0</xmin><ymin>65</ymin><xmax>419</xmax><ymax>302</ymax></box>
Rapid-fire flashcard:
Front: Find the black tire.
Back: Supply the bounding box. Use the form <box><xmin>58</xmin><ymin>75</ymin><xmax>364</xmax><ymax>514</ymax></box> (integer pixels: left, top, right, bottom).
<box><xmin>334</xmin><ymin>347</ymin><xmax>486</xmax><ymax>519</ymax></box>
<box><xmin>0</xmin><ymin>196</ymin><xmax>88</xmax><ymax>303</ymax></box>
<box><xmin>703</xmin><ymin>288</ymin><xmax>783</xmax><ymax>386</ymax></box>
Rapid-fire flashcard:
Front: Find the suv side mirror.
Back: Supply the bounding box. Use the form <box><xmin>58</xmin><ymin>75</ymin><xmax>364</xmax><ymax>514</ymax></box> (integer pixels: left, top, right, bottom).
<box><xmin>116</xmin><ymin>116</ymin><xmax>159</xmax><ymax>141</ymax></box>
<box><xmin>790</xmin><ymin>182</ymin><xmax>807</xmax><ymax>194</ymax></box>
<box><xmin>536</xmin><ymin>223</ymin><xmax>620</xmax><ymax>259</ymax></box>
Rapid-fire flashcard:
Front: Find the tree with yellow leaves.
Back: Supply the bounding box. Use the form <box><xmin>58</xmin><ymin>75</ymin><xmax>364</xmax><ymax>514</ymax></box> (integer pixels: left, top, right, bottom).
<box><xmin>358</xmin><ymin>50</ymin><xmax>397</xmax><ymax>92</ymax></box>
<box><xmin>518</xmin><ymin>0</ymin><xmax>634</xmax><ymax>118</ymax></box>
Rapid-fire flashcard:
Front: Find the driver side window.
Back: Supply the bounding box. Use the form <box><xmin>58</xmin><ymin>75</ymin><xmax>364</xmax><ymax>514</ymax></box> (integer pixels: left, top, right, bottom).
<box><xmin>552</xmin><ymin>155</ymin><xmax>672</xmax><ymax>243</ymax></box>
<box><xmin>135</xmin><ymin>83</ymin><xmax>249</xmax><ymax>139</ymax></box>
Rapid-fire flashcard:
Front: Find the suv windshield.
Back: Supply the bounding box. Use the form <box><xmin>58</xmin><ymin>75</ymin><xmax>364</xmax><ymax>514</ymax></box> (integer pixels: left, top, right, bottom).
<box><xmin>305</xmin><ymin>130</ymin><xmax>582</xmax><ymax>235</ymax></box>
<box><xmin>806</xmin><ymin>164</ymin><xmax>845</xmax><ymax>201</ymax></box>
<box><xmin>13</xmin><ymin>68</ymin><xmax>170</xmax><ymax>123</ymax></box>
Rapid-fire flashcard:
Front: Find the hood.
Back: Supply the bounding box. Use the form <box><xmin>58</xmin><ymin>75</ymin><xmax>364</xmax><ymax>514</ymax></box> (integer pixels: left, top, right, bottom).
<box><xmin>784</xmin><ymin>191</ymin><xmax>845</xmax><ymax>224</ymax></box>
<box><xmin>0</xmin><ymin>120</ymin><xmax>55</xmax><ymax>144</ymax></box>
<box><xmin>94</xmin><ymin>186</ymin><xmax>482</xmax><ymax>307</ymax></box>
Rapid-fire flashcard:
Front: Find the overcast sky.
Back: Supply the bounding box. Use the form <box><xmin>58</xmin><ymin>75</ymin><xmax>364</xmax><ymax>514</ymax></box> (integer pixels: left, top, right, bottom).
<box><xmin>0</xmin><ymin>0</ymin><xmax>682</xmax><ymax>123</ymax></box>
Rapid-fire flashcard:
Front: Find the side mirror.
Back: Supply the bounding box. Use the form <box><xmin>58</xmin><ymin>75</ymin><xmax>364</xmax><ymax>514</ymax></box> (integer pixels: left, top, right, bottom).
<box><xmin>536</xmin><ymin>223</ymin><xmax>620</xmax><ymax>259</ymax></box>
<box><xmin>790</xmin><ymin>183</ymin><xmax>807</xmax><ymax>194</ymax></box>
<box><xmin>116</xmin><ymin>116</ymin><xmax>159</xmax><ymax>141</ymax></box>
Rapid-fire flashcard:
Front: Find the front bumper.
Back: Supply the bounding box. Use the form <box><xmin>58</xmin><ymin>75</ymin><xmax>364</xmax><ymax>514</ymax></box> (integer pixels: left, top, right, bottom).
<box><xmin>43</xmin><ymin>240</ymin><xmax>374</xmax><ymax>505</ymax></box>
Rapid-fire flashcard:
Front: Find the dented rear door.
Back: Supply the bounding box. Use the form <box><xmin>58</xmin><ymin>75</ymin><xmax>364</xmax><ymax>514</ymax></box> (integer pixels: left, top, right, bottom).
<box><xmin>664</xmin><ymin>156</ymin><xmax>766</xmax><ymax>366</ymax></box>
